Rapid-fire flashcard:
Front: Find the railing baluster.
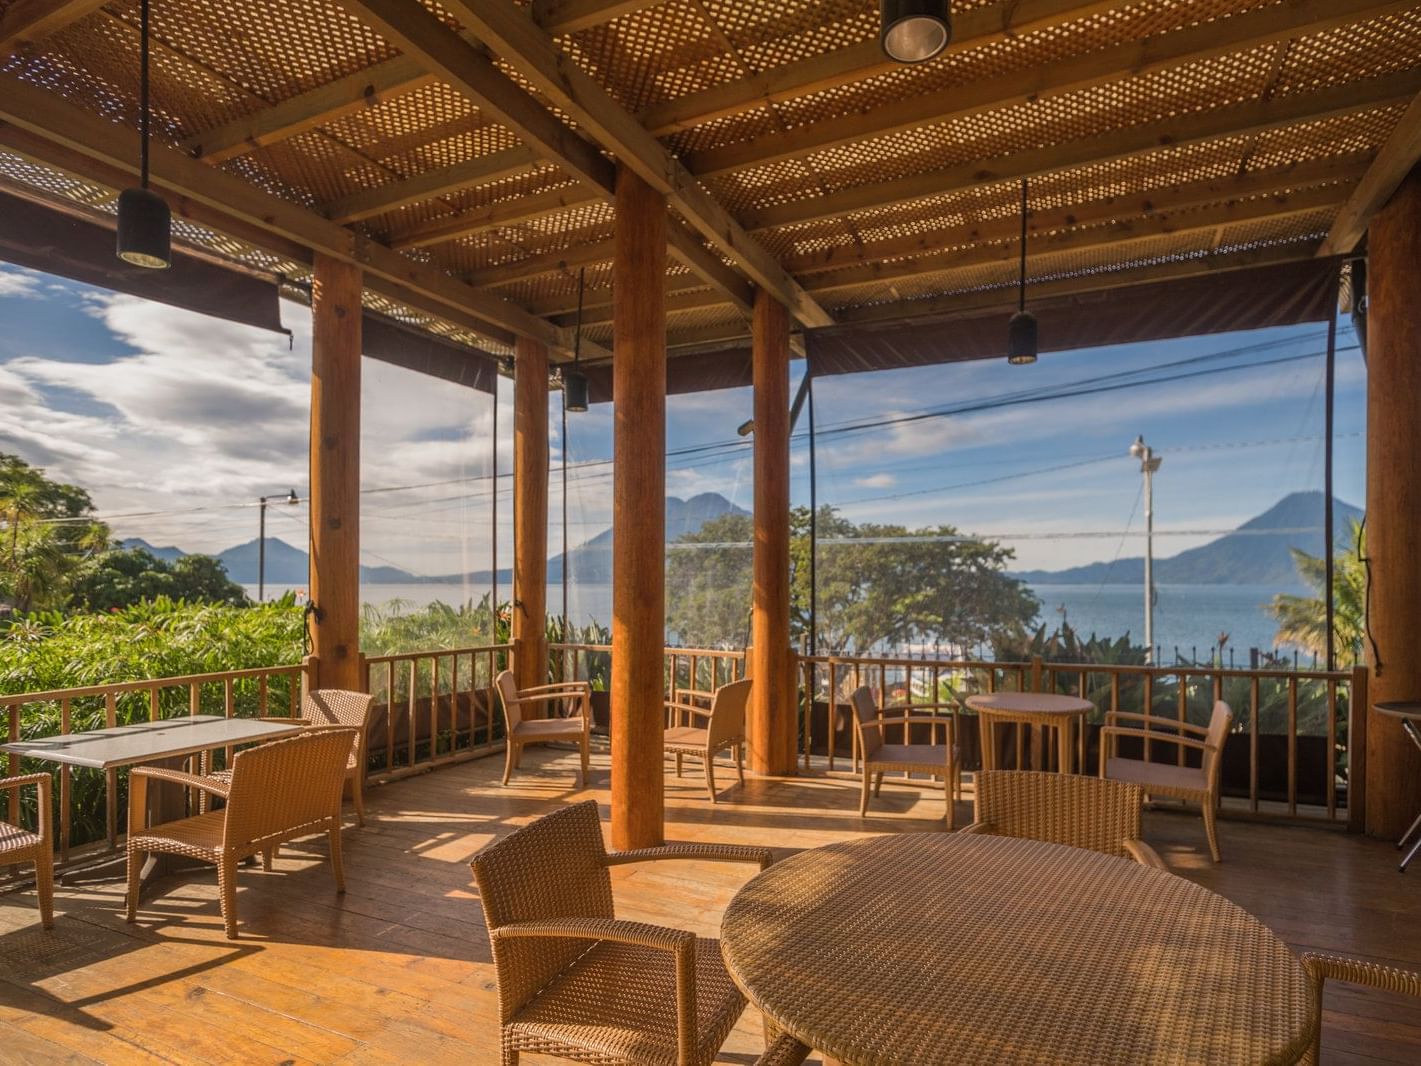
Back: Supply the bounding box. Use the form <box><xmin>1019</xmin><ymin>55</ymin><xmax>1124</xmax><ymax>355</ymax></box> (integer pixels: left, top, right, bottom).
<box><xmin>105</xmin><ymin>692</ymin><xmax>118</xmax><ymax>849</ymax></box>
<box><xmin>1288</xmin><ymin>676</ymin><xmax>1298</xmax><ymax>816</ymax></box>
<box><xmin>59</xmin><ymin>698</ymin><xmax>71</xmax><ymax>861</ymax></box>
<box><xmin>1250</xmin><ymin>676</ymin><xmax>1260</xmax><ymax>813</ymax></box>
<box><xmin>1327</xmin><ymin>677</ymin><xmax>1338</xmax><ymax>821</ymax></box>
<box><xmin>408</xmin><ymin>659</ymin><xmax>418</xmax><ymax>769</ymax></box>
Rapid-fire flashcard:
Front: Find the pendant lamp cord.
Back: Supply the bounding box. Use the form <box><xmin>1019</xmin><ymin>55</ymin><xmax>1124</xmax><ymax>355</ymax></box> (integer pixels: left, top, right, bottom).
<box><xmin>573</xmin><ymin>267</ymin><xmax>585</xmax><ymax>364</ymax></box>
<box><xmin>139</xmin><ymin>0</ymin><xmax>151</xmax><ymax>190</ymax></box>
<box><xmin>1017</xmin><ymin>176</ymin><xmax>1028</xmax><ymax>312</ymax></box>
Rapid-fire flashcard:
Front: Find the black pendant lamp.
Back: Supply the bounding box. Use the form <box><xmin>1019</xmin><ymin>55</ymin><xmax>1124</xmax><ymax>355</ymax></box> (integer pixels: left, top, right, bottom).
<box><xmin>880</xmin><ymin>0</ymin><xmax>951</xmax><ymax>64</ymax></box>
<box><xmin>1007</xmin><ymin>177</ymin><xmax>1037</xmax><ymax>365</ymax></box>
<box><xmin>117</xmin><ymin>0</ymin><xmax>171</xmax><ymax>269</ymax></box>
<box><xmin>561</xmin><ymin>268</ymin><xmax>589</xmax><ymax>413</ymax></box>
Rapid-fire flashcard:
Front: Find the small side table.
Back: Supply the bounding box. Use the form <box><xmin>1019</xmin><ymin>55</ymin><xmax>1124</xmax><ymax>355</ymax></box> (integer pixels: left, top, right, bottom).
<box><xmin>1373</xmin><ymin>701</ymin><xmax>1421</xmax><ymax>873</ymax></box>
<box><xmin>964</xmin><ymin>692</ymin><xmax>1092</xmax><ymax>774</ymax></box>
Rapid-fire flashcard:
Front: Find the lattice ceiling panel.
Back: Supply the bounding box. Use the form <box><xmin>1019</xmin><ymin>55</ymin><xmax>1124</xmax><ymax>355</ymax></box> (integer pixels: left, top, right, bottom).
<box><xmin>1274</xmin><ymin>9</ymin><xmax>1421</xmax><ymax>96</ymax></box>
<box><xmin>356</xmin><ymin>164</ymin><xmax>568</xmax><ymax>237</ymax></box>
<box><xmin>427</xmin><ymin>201</ymin><xmax>617</xmax><ymax>275</ymax></box>
<box><xmin>0</xmin><ymin>151</ymin><xmax>118</xmax><ymax>211</ymax></box>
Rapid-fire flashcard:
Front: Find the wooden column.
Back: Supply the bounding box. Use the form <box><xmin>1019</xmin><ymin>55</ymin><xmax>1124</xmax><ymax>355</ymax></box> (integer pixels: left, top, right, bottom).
<box><xmin>308</xmin><ymin>252</ymin><xmax>362</xmax><ymax>692</ymax></box>
<box><xmin>513</xmin><ymin>336</ymin><xmax>550</xmax><ymax>697</ymax></box>
<box><xmin>1365</xmin><ymin>164</ymin><xmax>1421</xmax><ymax>840</ymax></box>
<box><xmin>611</xmin><ymin>165</ymin><xmax>667</xmax><ymax>849</ymax></box>
<box><xmin>750</xmin><ymin>289</ymin><xmax>796</xmax><ymax>775</ymax></box>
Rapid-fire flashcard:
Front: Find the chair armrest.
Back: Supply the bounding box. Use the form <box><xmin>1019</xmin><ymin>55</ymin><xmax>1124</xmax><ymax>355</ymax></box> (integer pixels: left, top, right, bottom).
<box><xmin>0</xmin><ymin>773</ymin><xmax>50</xmax><ymax>840</ymax></box>
<box><xmin>675</xmin><ymin>687</ymin><xmax>717</xmax><ymax>702</ymax></box>
<box><xmin>665</xmin><ymin>701</ymin><xmax>714</xmax><ymax>719</ymax></box>
<box><xmin>891</xmin><ymin>702</ymin><xmax>958</xmax><ymax>713</ymax></box>
<box><xmin>1302</xmin><ymin>952</ymin><xmax>1421</xmax><ymax>997</ymax></box>
<box><xmin>756</xmin><ymin>1034</ymin><xmax>812</xmax><ymax>1066</ymax></box>
<box><xmin>1105</xmin><ymin>711</ymin><xmax>1211</xmax><ymax>736</ymax></box>
<box><xmin>131</xmin><ymin>766</ymin><xmax>231</xmax><ymax>799</ymax></box>
<box><xmin>1100</xmin><ymin>726</ymin><xmax>1207</xmax><ymax>751</ymax></box>
<box><xmin>1123</xmin><ymin>839</ymin><xmax>1167</xmax><ymax>869</ymax></box>
<box><xmin>957</xmin><ymin>821</ymin><xmax>993</xmax><ymax>835</ymax></box>
<box><xmin>0</xmin><ymin>772</ymin><xmax>51</xmax><ymax>792</ymax></box>
<box><xmin>605</xmin><ymin>842</ymin><xmax>774</xmax><ymax>871</ymax></box>
<box><xmin>514</xmin><ymin>681</ymin><xmax>592</xmax><ymax>698</ymax></box>
<box><xmin>255</xmin><ymin>716</ymin><xmax>309</xmax><ymax>724</ymax></box>
<box><xmin>493</xmin><ymin>916</ymin><xmax>694</xmax><ymax>954</ymax></box>
<box><xmin>859</xmin><ymin>716</ymin><xmax>958</xmax><ymax>731</ymax></box>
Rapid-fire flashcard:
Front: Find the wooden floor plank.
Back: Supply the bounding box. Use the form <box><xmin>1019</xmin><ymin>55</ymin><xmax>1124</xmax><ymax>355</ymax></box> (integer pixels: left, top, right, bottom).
<box><xmin>1</xmin><ymin>745</ymin><xmax>1417</xmax><ymax>1064</ymax></box>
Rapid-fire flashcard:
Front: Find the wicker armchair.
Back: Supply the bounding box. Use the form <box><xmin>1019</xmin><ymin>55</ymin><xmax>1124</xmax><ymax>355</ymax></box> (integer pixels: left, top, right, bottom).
<box><xmin>1100</xmin><ymin>699</ymin><xmax>1233</xmax><ymax>862</ymax></box>
<box><xmin>1</xmin><ymin>773</ymin><xmax>54</xmax><ymax>929</ymax></box>
<box><xmin>126</xmin><ymin>728</ymin><xmax>355</xmax><ymax>939</ymax></box>
<box><xmin>664</xmin><ymin>678</ymin><xmax>750</xmax><ymax>803</ymax></box>
<box><xmin>849</xmin><ymin>686</ymin><xmax>958</xmax><ymax>828</ymax></box>
<box><xmin>471</xmin><ymin>799</ymin><xmax>773</xmax><ymax>1066</ymax></box>
<box><xmin>961</xmin><ymin>770</ymin><xmax>1164</xmax><ymax>868</ymax></box>
<box><xmin>205</xmin><ymin>689</ymin><xmax>376</xmax><ymax>825</ymax></box>
<box><xmin>495</xmin><ymin>670</ymin><xmax>592</xmax><ymax>787</ymax></box>
<box><xmin>1301</xmin><ymin>952</ymin><xmax>1421</xmax><ymax>1063</ymax></box>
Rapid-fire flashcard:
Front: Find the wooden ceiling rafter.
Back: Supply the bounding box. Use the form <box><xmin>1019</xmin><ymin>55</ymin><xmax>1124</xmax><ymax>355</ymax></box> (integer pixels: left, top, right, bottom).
<box><xmin>1321</xmin><ymin>89</ymin><xmax>1421</xmax><ymax>255</ymax></box>
<box><xmin>322</xmin><ymin>145</ymin><xmax>541</xmax><ymax>223</ymax></box>
<box><xmin>0</xmin><ymin>0</ymin><xmax>107</xmax><ymax>53</ymax></box>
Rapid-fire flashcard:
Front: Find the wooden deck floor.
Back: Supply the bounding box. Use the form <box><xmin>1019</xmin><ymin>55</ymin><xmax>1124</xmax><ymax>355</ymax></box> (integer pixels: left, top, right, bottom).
<box><xmin>1</xmin><ymin>747</ymin><xmax>1418</xmax><ymax>1065</ymax></box>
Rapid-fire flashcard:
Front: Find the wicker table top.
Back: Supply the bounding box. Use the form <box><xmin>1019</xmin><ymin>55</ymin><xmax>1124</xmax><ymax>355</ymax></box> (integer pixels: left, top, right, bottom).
<box><xmin>964</xmin><ymin>692</ymin><xmax>1092</xmax><ymax>717</ymax></box>
<box><xmin>721</xmin><ymin>833</ymin><xmax>1315</xmax><ymax>1066</ymax></box>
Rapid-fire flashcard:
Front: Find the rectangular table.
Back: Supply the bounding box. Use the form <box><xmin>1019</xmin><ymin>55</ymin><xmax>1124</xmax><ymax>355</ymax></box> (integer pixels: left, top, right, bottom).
<box><xmin>1</xmin><ymin>715</ymin><xmax>304</xmax><ymax>891</ymax></box>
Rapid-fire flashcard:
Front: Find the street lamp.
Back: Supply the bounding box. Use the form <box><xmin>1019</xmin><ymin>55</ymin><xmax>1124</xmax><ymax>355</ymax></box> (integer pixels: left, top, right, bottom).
<box><xmin>258</xmin><ymin>489</ymin><xmax>299</xmax><ymax>602</ymax></box>
<box><xmin>1129</xmin><ymin>436</ymin><xmax>1162</xmax><ymax>663</ymax></box>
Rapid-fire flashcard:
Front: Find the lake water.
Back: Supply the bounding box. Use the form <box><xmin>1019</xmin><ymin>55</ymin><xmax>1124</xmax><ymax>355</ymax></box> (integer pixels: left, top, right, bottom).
<box><xmin>251</xmin><ymin>579</ymin><xmax>1305</xmax><ymax>664</ymax></box>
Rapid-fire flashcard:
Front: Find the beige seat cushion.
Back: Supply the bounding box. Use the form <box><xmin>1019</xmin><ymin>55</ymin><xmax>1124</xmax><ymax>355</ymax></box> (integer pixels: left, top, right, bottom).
<box><xmin>1105</xmin><ymin>756</ymin><xmax>1206</xmax><ymax>796</ymax></box>
<box><xmin>664</xmin><ymin>726</ymin><xmax>709</xmax><ymax>748</ymax></box>
<box><xmin>512</xmin><ymin>718</ymin><xmax>585</xmax><ymax>740</ymax></box>
<box><xmin>870</xmin><ymin>744</ymin><xmax>948</xmax><ymax>772</ymax></box>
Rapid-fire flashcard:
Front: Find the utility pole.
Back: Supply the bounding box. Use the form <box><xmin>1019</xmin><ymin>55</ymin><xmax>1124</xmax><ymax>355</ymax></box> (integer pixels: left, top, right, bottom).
<box><xmin>1130</xmin><ymin>436</ymin><xmax>1162</xmax><ymax>663</ymax></box>
<box><xmin>258</xmin><ymin>489</ymin><xmax>299</xmax><ymax>601</ymax></box>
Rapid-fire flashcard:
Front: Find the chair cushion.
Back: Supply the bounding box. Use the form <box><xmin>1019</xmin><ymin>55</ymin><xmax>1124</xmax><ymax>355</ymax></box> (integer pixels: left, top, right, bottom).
<box><xmin>870</xmin><ymin>744</ymin><xmax>948</xmax><ymax>773</ymax></box>
<box><xmin>1105</xmin><ymin>757</ymin><xmax>1207</xmax><ymax>798</ymax></box>
<box><xmin>512</xmin><ymin>718</ymin><xmax>586</xmax><ymax>740</ymax></box>
<box><xmin>507</xmin><ymin>936</ymin><xmax>744</xmax><ymax>1066</ymax></box>
<box><xmin>664</xmin><ymin>726</ymin><xmax>709</xmax><ymax>750</ymax></box>
<box><xmin>0</xmin><ymin>820</ymin><xmax>41</xmax><ymax>857</ymax></box>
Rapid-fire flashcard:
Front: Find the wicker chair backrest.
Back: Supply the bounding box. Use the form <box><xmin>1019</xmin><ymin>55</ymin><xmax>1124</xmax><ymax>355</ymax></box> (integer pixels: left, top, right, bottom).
<box><xmin>1202</xmin><ymin>701</ymin><xmax>1234</xmax><ymax>782</ymax></box>
<box><xmin>471</xmin><ymin>800</ymin><xmax>615</xmax><ymax>1022</ymax></box>
<box><xmin>222</xmin><ymin>728</ymin><xmax>354</xmax><ymax>852</ymax></box>
<box><xmin>850</xmin><ymin>687</ymin><xmax>884</xmax><ymax>757</ymax></box>
<box><xmin>975</xmin><ymin>770</ymin><xmax>1145</xmax><ymax>859</ymax></box>
<box><xmin>495</xmin><ymin>670</ymin><xmax>524</xmax><ymax>732</ymax></box>
<box><xmin>708</xmin><ymin>679</ymin><xmax>752</xmax><ymax>748</ymax></box>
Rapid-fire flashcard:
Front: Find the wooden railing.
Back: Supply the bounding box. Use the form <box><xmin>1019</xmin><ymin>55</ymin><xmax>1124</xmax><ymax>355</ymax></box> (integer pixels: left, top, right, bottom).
<box><xmin>1</xmin><ymin>662</ymin><xmax>310</xmax><ymax>860</ymax></box>
<box><xmin>548</xmin><ymin>643</ymin><xmax>747</xmax><ymax>729</ymax></box>
<box><xmin>799</xmin><ymin>653</ymin><xmax>1367</xmax><ymax>829</ymax></box>
<box><xmin>360</xmin><ymin>644</ymin><xmax>510</xmax><ymax>782</ymax></box>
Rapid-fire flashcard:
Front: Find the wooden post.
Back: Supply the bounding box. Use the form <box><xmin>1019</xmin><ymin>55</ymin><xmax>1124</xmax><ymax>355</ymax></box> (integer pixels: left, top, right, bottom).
<box><xmin>308</xmin><ymin>252</ymin><xmax>362</xmax><ymax>692</ymax></box>
<box><xmin>513</xmin><ymin>336</ymin><xmax>550</xmax><ymax>698</ymax></box>
<box><xmin>611</xmin><ymin>165</ymin><xmax>667</xmax><ymax>849</ymax></box>
<box><xmin>750</xmin><ymin>289</ymin><xmax>796</xmax><ymax>775</ymax></box>
<box><xmin>1364</xmin><ymin>164</ymin><xmax>1421</xmax><ymax>840</ymax></box>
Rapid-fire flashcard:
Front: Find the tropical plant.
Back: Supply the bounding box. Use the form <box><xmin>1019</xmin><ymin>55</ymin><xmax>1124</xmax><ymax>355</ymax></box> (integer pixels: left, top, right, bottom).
<box><xmin>68</xmin><ymin>548</ymin><xmax>249</xmax><ymax>611</ymax></box>
<box><xmin>1268</xmin><ymin>518</ymin><xmax>1367</xmax><ymax>667</ymax></box>
<box><xmin>0</xmin><ymin>453</ymin><xmax>110</xmax><ymax>612</ymax></box>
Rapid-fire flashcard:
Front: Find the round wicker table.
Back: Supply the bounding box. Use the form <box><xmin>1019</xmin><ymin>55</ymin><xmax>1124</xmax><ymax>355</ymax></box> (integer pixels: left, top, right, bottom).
<box><xmin>721</xmin><ymin>833</ymin><xmax>1315</xmax><ymax>1066</ymax></box>
<box><xmin>965</xmin><ymin>692</ymin><xmax>1092</xmax><ymax>773</ymax></box>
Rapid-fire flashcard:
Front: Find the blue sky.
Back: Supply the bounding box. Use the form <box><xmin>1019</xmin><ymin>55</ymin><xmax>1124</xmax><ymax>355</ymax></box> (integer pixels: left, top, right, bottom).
<box><xmin>0</xmin><ymin>261</ymin><xmax>1365</xmax><ymax>578</ymax></box>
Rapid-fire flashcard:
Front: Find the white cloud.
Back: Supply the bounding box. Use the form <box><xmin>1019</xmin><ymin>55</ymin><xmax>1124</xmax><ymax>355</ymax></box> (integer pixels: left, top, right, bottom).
<box><xmin>0</xmin><ymin>267</ymin><xmax>42</xmax><ymax>298</ymax></box>
<box><xmin>853</xmin><ymin>473</ymin><xmax>896</xmax><ymax>488</ymax></box>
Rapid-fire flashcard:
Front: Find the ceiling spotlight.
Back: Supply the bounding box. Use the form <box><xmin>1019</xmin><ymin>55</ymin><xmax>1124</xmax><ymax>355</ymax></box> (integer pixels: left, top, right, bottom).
<box><xmin>562</xmin><ymin>369</ymin><xmax>589</xmax><ymax>413</ymax></box>
<box><xmin>880</xmin><ymin>0</ymin><xmax>951</xmax><ymax>64</ymax></box>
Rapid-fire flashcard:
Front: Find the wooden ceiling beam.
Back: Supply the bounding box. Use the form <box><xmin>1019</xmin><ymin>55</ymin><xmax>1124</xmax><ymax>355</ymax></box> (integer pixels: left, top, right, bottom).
<box><xmin>387</xmin><ymin>182</ymin><xmax>600</xmax><ymax>249</ymax></box>
<box><xmin>832</xmin><ymin>241</ymin><xmax>1323</xmax><ymax>327</ymax></box>
<box><xmin>533</xmin><ymin>0</ymin><xmax>664</xmax><ymax>35</ymax></box>
<box><xmin>784</xmin><ymin>153</ymin><xmax>1372</xmax><ymax>275</ymax></box>
<box><xmin>0</xmin><ymin>0</ymin><xmax>106</xmax><ymax>53</ymax></box>
<box><xmin>1320</xmin><ymin>90</ymin><xmax>1421</xmax><ymax>255</ymax></box>
<box><xmin>464</xmin><ymin>238</ymin><xmax>614</xmax><ymax>288</ymax></box>
<box><xmin>533</xmin><ymin>275</ymin><xmax>710</xmax><ymax>321</ymax></box>
<box><xmin>745</xmin><ymin>67</ymin><xmax>1421</xmax><ymax>232</ymax></box>
<box><xmin>0</xmin><ymin>75</ymin><xmax>587</xmax><ymax>356</ymax></box>
<box><xmin>438</xmin><ymin>0</ymin><xmax>833</xmax><ymax>329</ymax></box>
<box><xmin>640</xmin><ymin>0</ymin><xmax>1133</xmax><ymax>136</ymax></box>
<box><xmin>689</xmin><ymin>0</ymin><xmax>1409</xmax><ymax>178</ymax></box>
<box><xmin>180</xmin><ymin>57</ymin><xmax>434</xmax><ymax>163</ymax></box>
<box><xmin>322</xmin><ymin>146</ymin><xmax>541</xmax><ymax>224</ymax></box>
<box><xmin>666</xmin><ymin>225</ymin><xmax>754</xmax><ymax>315</ymax></box>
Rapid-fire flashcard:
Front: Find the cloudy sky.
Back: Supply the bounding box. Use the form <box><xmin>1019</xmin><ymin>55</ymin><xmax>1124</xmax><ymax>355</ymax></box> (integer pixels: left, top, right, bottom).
<box><xmin>0</xmin><ymin>261</ymin><xmax>1366</xmax><ymax>589</ymax></box>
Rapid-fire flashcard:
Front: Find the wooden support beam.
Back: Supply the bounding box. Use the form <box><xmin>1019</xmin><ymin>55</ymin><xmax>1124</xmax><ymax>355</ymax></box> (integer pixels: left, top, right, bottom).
<box><xmin>0</xmin><ymin>75</ymin><xmax>576</xmax><ymax>353</ymax></box>
<box><xmin>309</xmin><ymin>252</ymin><xmax>364</xmax><ymax>692</ymax></box>
<box><xmin>744</xmin><ymin>68</ymin><xmax>1421</xmax><ymax>232</ymax></box>
<box><xmin>666</xmin><ymin>225</ymin><xmax>754</xmax><ymax>315</ymax></box>
<box><xmin>541</xmin><ymin>277</ymin><xmax>717</xmax><ymax>324</ymax></box>
<box><xmin>533</xmin><ymin>0</ymin><xmax>663</xmax><ymax>35</ymax></box>
<box><xmin>1321</xmin><ymin>91</ymin><xmax>1421</xmax><ymax>255</ymax></box>
<box><xmin>0</xmin><ymin>0</ymin><xmax>106</xmax><ymax>53</ymax></box>
<box><xmin>387</xmin><ymin>183</ymin><xmax>600</xmax><ymax>250</ymax></box>
<box><xmin>322</xmin><ymin>147</ymin><xmax>541</xmax><ymax>224</ymax></box>
<box><xmin>640</xmin><ymin>0</ymin><xmax>1133</xmax><ymax>136</ymax></box>
<box><xmin>749</xmin><ymin>289</ymin><xmax>796</xmax><ymax>777</ymax></box>
<box><xmin>465</xmin><ymin>239</ymin><xmax>615</xmax><ymax>288</ymax></box>
<box><xmin>436</xmin><ymin>0</ymin><xmax>833</xmax><ymax>329</ymax></box>
<box><xmin>1364</xmin><ymin>164</ymin><xmax>1421</xmax><ymax>840</ymax></box>
<box><xmin>689</xmin><ymin>0</ymin><xmax>1408</xmax><ymax>177</ymax></box>
<box><xmin>610</xmin><ymin>166</ymin><xmax>667</xmax><ymax>850</ymax></box>
<box><xmin>181</xmin><ymin>58</ymin><xmax>433</xmax><ymax>163</ymax></box>
<box><xmin>513</xmin><ymin>336</ymin><xmax>550</xmax><ymax>696</ymax></box>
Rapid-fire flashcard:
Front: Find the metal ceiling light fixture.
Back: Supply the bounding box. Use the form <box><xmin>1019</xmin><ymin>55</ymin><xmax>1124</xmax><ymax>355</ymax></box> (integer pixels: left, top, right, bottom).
<box><xmin>880</xmin><ymin>0</ymin><xmax>951</xmax><ymax>64</ymax></box>
<box><xmin>561</xmin><ymin>267</ymin><xmax>589</xmax><ymax>412</ymax></box>
<box><xmin>116</xmin><ymin>0</ymin><xmax>171</xmax><ymax>269</ymax></box>
<box><xmin>1007</xmin><ymin>177</ymin><xmax>1038</xmax><ymax>365</ymax></box>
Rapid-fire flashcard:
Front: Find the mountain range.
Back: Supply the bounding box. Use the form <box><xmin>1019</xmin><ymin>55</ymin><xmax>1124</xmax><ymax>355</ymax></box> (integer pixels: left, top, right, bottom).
<box><xmin>1011</xmin><ymin>491</ymin><xmax>1361</xmax><ymax>587</ymax></box>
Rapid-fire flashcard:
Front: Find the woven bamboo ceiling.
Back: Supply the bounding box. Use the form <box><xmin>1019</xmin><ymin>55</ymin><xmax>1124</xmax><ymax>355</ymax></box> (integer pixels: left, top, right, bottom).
<box><xmin>1</xmin><ymin>0</ymin><xmax>1419</xmax><ymax>361</ymax></box>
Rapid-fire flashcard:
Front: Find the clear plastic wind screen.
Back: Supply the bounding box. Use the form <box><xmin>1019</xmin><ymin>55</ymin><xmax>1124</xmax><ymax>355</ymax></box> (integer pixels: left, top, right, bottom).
<box><xmin>357</xmin><ymin>356</ymin><xmax>503</xmax><ymax>650</ymax></box>
<box><xmin>805</xmin><ymin>319</ymin><xmax>1366</xmax><ymax>678</ymax></box>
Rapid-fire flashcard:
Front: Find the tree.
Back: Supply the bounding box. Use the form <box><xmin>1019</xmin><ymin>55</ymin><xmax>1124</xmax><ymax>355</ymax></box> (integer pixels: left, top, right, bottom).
<box><xmin>666</xmin><ymin>505</ymin><xmax>1040</xmax><ymax>654</ymax></box>
<box><xmin>0</xmin><ymin>454</ymin><xmax>109</xmax><ymax>612</ymax></box>
<box><xmin>1268</xmin><ymin>518</ymin><xmax>1367</xmax><ymax>666</ymax></box>
<box><xmin>68</xmin><ymin>548</ymin><xmax>248</xmax><ymax>611</ymax></box>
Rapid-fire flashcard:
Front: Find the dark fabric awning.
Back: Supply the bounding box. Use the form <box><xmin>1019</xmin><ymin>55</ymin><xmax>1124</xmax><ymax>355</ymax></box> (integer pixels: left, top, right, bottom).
<box><xmin>0</xmin><ymin>188</ymin><xmax>499</xmax><ymax>392</ymax></box>
<box><xmin>579</xmin><ymin>345</ymin><xmax>753</xmax><ymax>405</ymax></box>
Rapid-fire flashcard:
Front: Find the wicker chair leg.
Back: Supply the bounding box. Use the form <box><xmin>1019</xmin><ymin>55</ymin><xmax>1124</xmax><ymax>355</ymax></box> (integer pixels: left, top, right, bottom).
<box><xmin>329</xmin><ymin>827</ymin><xmax>346</xmax><ymax>893</ymax></box>
<box><xmin>579</xmin><ymin>737</ymin><xmax>589</xmax><ymax>787</ymax></box>
<box><xmin>735</xmin><ymin>743</ymin><xmax>745</xmax><ymax>784</ymax></box>
<box><xmin>125</xmin><ymin>846</ymin><xmax>141</xmax><ymax>923</ymax></box>
<box><xmin>705</xmin><ymin>755</ymin><xmax>718</xmax><ymax>804</ymax></box>
<box><xmin>859</xmin><ymin>769</ymin><xmax>871</xmax><ymax>816</ymax></box>
<box><xmin>675</xmin><ymin>752</ymin><xmax>683</xmax><ymax>777</ymax></box>
<box><xmin>873</xmin><ymin>771</ymin><xmax>884</xmax><ymax>797</ymax></box>
<box><xmin>217</xmin><ymin>855</ymin><xmax>239</xmax><ymax>940</ymax></box>
<box><xmin>1203</xmin><ymin>799</ymin><xmax>1222</xmax><ymax>863</ymax></box>
<box><xmin>502</xmin><ymin>740</ymin><xmax>516</xmax><ymax>785</ymax></box>
<box><xmin>352</xmin><ymin>772</ymin><xmax>365</xmax><ymax>827</ymax></box>
<box><xmin>35</xmin><ymin>849</ymin><xmax>54</xmax><ymax>929</ymax></box>
<box><xmin>501</xmin><ymin>1042</ymin><xmax>519</xmax><ymax>1066</ymax></box>
<box><xmin>261</xmin><ymin>848</ymin><xmax>273</xmax><ymax>871</ymax></box>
